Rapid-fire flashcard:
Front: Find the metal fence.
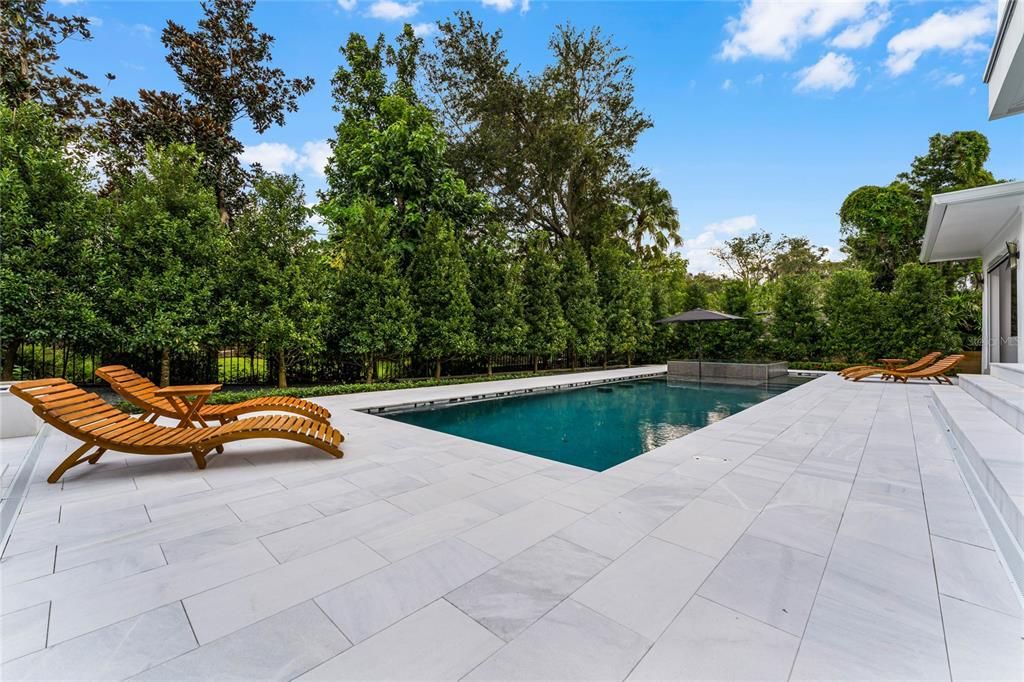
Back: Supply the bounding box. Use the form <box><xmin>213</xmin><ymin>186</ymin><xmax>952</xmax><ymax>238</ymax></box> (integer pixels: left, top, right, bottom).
<box><xmin>4</xmin><ymin>342</ymin><xmax>647</xmax><ymax>387</ymax></box>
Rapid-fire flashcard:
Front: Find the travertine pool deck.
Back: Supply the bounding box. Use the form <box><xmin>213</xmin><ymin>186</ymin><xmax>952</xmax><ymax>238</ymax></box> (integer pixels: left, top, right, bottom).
<box><xmin>1</xmin><ymin>368</ymin><xmax>1021</xmax><ymax>680</ymax></box>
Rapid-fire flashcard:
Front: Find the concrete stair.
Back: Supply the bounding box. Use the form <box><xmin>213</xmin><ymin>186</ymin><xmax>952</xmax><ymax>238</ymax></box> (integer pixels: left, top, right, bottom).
<box><xmin>931</xmin><ymin>380</ymin><xmax>1024</xmax><ymax>591</ymax></box>
<box><xmin>992</xmin><ymin>362</ymin><xmax>1024</xmax><ymax>387</ymax></box>
<box><xmin>958</xmin><ymin>373</ymin><xmax>1024</xmax><ymax>434</ymax></box>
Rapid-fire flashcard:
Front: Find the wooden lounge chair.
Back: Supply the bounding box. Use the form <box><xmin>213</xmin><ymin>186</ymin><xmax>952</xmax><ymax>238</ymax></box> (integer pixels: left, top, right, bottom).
<box><xmin>839</xmin><ymin>352</ymin><xmax>941</xmax><ymax>379</ymax></box>
<box><xmin>10</xmin><ymin>378</ymin><xmax>344</xmax><ymax>484</ymax></box>
<box><xmin>846</xmin><ymin>354</ymin><xmax>964</xmax><ymax>384</ymax></box>
<box><xmin>95</xmin><ymin>365</ymin><xmax>330</xmax><ymax>426</ymax></box>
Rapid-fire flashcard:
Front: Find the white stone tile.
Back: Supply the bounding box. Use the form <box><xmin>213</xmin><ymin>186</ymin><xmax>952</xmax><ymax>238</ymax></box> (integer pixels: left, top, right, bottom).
<box><xmin>652</xmin><ymin>498</ymin><xmax>757</xmax><ymax>559</ymax></box>
<box><xmin>227</xmin><ymin>476</ymin><xmax>358</xmax><ymax>520</ymax></box>
<box><xmin>628</xmin><ymin>596</ymin><xmax>799</xmax><ymax>681</ymax></box>
<box><xmin>931</xmin><ymin>536</ymin><xmax>1021</xmax><ymax>617</ymax></box>
<box><xmin>298</xmin><ymin>600</ymin><xmax>503</xmax><ymax>681</ymax></box>
<box><xmin>308</xmin><ymin>487</ymin><xmax>380</xmax><ymax>516</ymax></box>
<box><xmin>1</xmin><ymin>603</ymin><xmax>195</xmax><ymax>681</ymax></box>
<box><xmin>941</xmin><ymin>595</ymin><xmax>1024</xmax><ymax>682</ymax></box>
<box><xmin>556</xmin><ymin>496</ymin><xmax>664</xmax><ymax>559</ymax></box>
<box><xmin>5</xmin><ymin>504</ymin><xmax>152</xmax><ymax>557</ymax></box>
<box><xmin>447</xmin><ymin>536</ymin><xmax>609</xmax><ymax>641</ymax></box>
<box><xmin>1</xmin><ymin>602</ymin><xmax>49</xmax><ymax>662</ymax></box>
<box><xmin>316</xmin><ymin>538</ymin><xmax>497</xmax><ymax>643</ymax></box>
<box><xmin>619</xmin><ymin>472</ymin><xmax>707</xmax><ymax>518</ymax></box>
<box><xmin>699</xmin><ymin>534</ymin><xmax>825</xmax><ymax>636</ymax></box>
<box><xmin>459</xmin><ymin>499</ymin><xmax>584</xmax><ymax>560</ymax></box>
<box><xmin>48</xmin><ymin>540</ymin><xmax>276</xmax><ymax>644</ymax></box>
<box><xmin>134</xmin><ymin>601</ymin><xmax>351</xmax><ymax>681</ymax></box>
<box><xmin>145</xmin><ymin>478</ymin><xmax>285</xmax><ymax>520</ymax></box>
<box><xmin>260</xmin><ymin>499</ymin><xmax>409</xmax><ymax>562</ymax></box>
<box><xmin>0</xmin><ymin>548</ymin><xmax>54</xmax><ymax>587</ymax></box>
<box><xmin>4</xmin><ymin>544</ymin><xmax>166</xmax><ymax>615</ymax></box>
<box><xmin>184</xmin><ymin>538</ymin><xmax>387</xmax><ymax>644</ymax></box>
<box><xmin>160</xmin><ymin>505</ymin><xmax>322</xmax><ymax>564</ymax></box>
<box><xmin>573</xmin><ymin>536</ymin><xmax>717</xmax><ymax>640</ymax></box>
<box><xmin>467</xmin><ymin>473</ymin><xmax>568</xmax><ymax>515</ymax></box>
<box><xmin>388</xmin><ymin>474</ymin><xmax>495</xmax><ymax>514</ymax></box>
<box><xmin>344</xmin><ymin>465</ymin><xmax>427</xmax><ymax>497</ymax></box>
<box><xmin>464</xmin><ymin>599</ymin><xmax>651</xmax><ymax>681</ymax></box>
<box><xmin>359</xmin><ymin>500</ymin><xmax>496</xmax><ymax>561</ymax></box>
<box><xmin>546</xmin><ymin>473</ymin><xmax>640</xmax><ymax>513</ymax></box>
<box><xmin>700</xmin><ymin>471</ymin><xmax>783</xmax><ymax>511</ymax></box>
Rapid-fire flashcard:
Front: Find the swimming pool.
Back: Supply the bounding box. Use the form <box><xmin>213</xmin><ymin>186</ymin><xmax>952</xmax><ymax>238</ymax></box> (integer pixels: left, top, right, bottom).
<box><xmin>385</xmin><ymin>376</ymin><xmax>812</xmax><ymax>471</ymax></box>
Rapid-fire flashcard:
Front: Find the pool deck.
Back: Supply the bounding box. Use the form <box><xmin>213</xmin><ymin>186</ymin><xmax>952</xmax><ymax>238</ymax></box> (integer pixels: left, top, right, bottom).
<box><xmin>1</xmin><ymin>367</ymin><xmax>1021</xmax><ymax>680</ymax></box>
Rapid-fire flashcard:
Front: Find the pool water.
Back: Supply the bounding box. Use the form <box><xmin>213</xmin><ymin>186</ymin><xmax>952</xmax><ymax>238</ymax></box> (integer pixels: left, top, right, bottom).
<box><xmin>385</xmin><ymin>376</ymin><xmax>811</xmax><ymax>471</ymax></box>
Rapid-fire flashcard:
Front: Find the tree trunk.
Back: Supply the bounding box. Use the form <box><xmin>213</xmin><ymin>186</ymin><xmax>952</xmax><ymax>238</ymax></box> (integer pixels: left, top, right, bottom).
<box><xmin>2</xmin><ymin>341</ymin><xmax>19</xmax><ymax>381</ymax></box>
<box><xmin>602</xmin><ymin>351</ymin><xmax>608</xmax><ymax>369</ymax></box>
<box><xmin>159</xmin><ymin>348</ymin><xmax>171</xmax><ymax>387</ymax></box>
<box><xmin>277</xmin><ymin>349</ymin><xmax>287</xmax><ymax>388</ymax></box>
<box><xmin>627</xmin><ymin>351</ymin><xmax>633</xmax><ymax>368</ymax></box>
<box><xmin>532</xmin><ymin>355</ymin><xmax>539</xmax><ymax>373</ymax></box>
<box><xmin>487</xmin><ymin>357</ymin><xmax>493</xmax><ymax>376</ymax></box>
<box><xmin>571</xmin><ymin>349</ymin><xmax>578</xmax><ymax>371</ymax></box>
<box><xmin>365</xmin><ymin>354</ymin><xmax>374</xmax><ymax>384</ymax></box>
<box><xmin>434</xmin><ymin>359</ymin><xmax>442</xmax><ymax>381</ymax></box>
<box><xmin>215</xmin><ymin>184</ymin><xmax>231</xmax><ymax>225</ymax></box>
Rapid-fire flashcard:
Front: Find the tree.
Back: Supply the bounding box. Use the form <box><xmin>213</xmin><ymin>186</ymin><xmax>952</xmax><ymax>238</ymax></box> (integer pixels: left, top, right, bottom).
<box><xmin>103</xmin><ymin>144</ymin><xmax>227</xmax><ymax>386</ymax></box>
<box><xmin>321</xmin><ymin>27</ymin><xmax>487</xmax><ymax>254</ymax></box>
<box><xmin>229</xmin><ymin>172</ymin><xmax>327</xmax><ymax>388</ymax></box>
<box><xmin>824</xmin><ymin>269</ymin><xmax>887</xmax><ymax>363</ymax></box>
<box><xmin>428</xmin><ymin>14</ymin><xmax>653</xmax><ymax>247</ymax></box>
<box><xmin>898</xmin><ymin>131</ymin><xmax>997</xmax><ymax>201</ymax></box>
<box><xmin>0</xmin><ymin>1</ymin><xmax>102</xmax><ymax>133</ymax></box>
<box><xmin>325</xmin><ymin>199</ymin><xmax>416</xmax><ymax>383</ymax></box>
<box><xmin>408</xmin><ymin>215</ymin><xmax>476</xmax><ymax>379</ymax></box>
<box><xmin>708</xmin><ymin>280</ymin><xmax>764</xmax><ymax>361</ymax></box>
<box><xmin>101</xmin><ymin>0</ymin><xmax>313</xmax><ymax>223</ymax></box>
<box><xmin>645</xmin><ymin>253</ymin><xmax>688</xmax><ymax>360</ymax></box>
<box><xmin>558</xmin><ymin>240</ymin><xmax>604</xmax><ymax>368</ymax></box>
<box><xmin>619</xmin><ymin>171</ymin><xmax>681</xmax><ymax>256</ymax></box>
<box><xmin>888</xmin><ymin>263</ymin><xmax>955</xmax><ymax>358</ymax></box>
<box><xmin>0</xmin><ymin>103</ymin><xmax>101</xmax><ymax>379</ymax></box>
<box><xmin>839</xmin><ymin>183</ymin><xmax>922</xmax><ymax>290</ymax></box>
<box><xmin>521</xmin><ymin>237</ymin><xmax>568</xmax><ymax>371</ymax></box>
<box><xmin>712</xmin><ymin>231</ymin><xmax>776</xmax><ymax>286</ymax></box>
<box><xmin>595</xmin><ymin>241</ymin><xmax>650</xmax><ymax>367</ymax></box>
<box><xmin>771</xmin><ymin>275</ymin><xmax>821</xmax><ymax>361</ymax></box>
<box><xmin>466</xmin><ymin>237</ymin><xmax>526</xmax><ymax>375</ymax></box>
<box><xmin>773</xmin><ymin>236</ymin><xmax>829</xmax><ymax>279</ymax></box>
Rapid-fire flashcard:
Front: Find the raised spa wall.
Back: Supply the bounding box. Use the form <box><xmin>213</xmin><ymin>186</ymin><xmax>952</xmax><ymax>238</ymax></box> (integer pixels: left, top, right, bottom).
<box><xmin>667</xmin><ymin>360</ymin><xmax>789</xmax><ymax>383</ymax></box>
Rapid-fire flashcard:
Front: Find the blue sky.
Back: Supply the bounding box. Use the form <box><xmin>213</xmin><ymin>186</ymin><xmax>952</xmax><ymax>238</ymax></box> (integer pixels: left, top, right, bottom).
<box><xmin>56</xmin><ymin>0</ymin><xmax>1023</xmax><ymax>272</ymax></box>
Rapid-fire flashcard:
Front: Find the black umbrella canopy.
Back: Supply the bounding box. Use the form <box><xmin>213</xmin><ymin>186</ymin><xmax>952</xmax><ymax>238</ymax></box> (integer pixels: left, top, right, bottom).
<box><xmin>655</xmin><ymin>308</ymin><xmax>745</xmax><ymax>324</ymax></box>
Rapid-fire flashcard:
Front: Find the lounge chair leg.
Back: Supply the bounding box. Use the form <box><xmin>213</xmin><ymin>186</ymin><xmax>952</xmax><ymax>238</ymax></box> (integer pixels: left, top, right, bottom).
<box><xmin>191</xmin><ymin>448</ymin><xmax>208</xmax><ymax>470</ymax></box>
<box><xmin>87</xmin><ymin>448</ymin><xmax>107</xmax><ymax>464</ymax></box>
<box><xmin>47</xmin><ymin>443</ymin><xmax>98</xmax><ymax>484</ymax></box>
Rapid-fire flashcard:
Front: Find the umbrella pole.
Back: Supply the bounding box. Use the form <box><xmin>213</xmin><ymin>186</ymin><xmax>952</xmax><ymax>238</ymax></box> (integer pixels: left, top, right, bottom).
<box><xmin>698</xmin><ymin>323</ymin><xmax>703</xmax><ymax>383</ymax></box>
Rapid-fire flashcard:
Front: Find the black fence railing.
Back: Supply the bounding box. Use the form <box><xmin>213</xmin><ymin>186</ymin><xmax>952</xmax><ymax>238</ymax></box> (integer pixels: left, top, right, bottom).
<box><xmin>4</xmin><ymin>342</ymin><xmax>653</xmax><ymax>387</ymax></box>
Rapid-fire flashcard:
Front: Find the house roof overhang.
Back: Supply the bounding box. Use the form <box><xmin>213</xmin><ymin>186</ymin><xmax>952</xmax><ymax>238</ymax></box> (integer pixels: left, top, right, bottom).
<box><xmin>985</xmin><ymin>0</ymin><xmax>1024</xmax><ymax>120</ymax></box>
<box><xmin>920</xmin><ymin>181</ymin><xmax>1024</xmax><ymax>264</ymax></box>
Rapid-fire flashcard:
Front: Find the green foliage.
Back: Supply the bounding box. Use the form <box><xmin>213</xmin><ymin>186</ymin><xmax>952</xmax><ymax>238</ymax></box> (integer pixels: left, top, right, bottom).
<box><xmin>558</xmin><ymin>241</ymin><xmax>604</xmax><ymax>364</ymax></box>
<box><xmin>102</xmin><ymin>143</ymin><xmax>228</xmax><ymax>363</ymax></box>
<box><xmin>466</xmin><ymin>237</ymin><xmax>526</xmax><ymax>371</ymax></box>
<box><xmin>839</xmin><ymin>183</ymin><xmax>922</xmax><ymax>290</ymax></box>
<box><xmin>707</xmin><ymin>280</ymin><xmax>765</xmax><ymax>361</ymax></box>
<box><xmin>228</xmin><ymin>172</ymin><xmax>328</xmax><ymax>387</ymax></box>
<box><xmin>888</xmin><ymin>263</ymin><xmax>955</xmax><ymax>358</ymax></box>
<box><xmin>644</xmin><ymin>254</ymin><xmax>688</xmax><ymax>360</ymax></box>
<box><xmin>595</xmin><ymin>241</ymin><xmax>651</xmax><ymax>364</ymax></box>
<box><xmin>771</xmin><ymin>275</ymin><xmax>822</xmax><ymax>361</ymax></box>
<box><xmin>409</xmin><ymin>215</ymin><xmax>476</xmax><ymax>376</ymax></box>
<box><xmin>823</xmin><ymin>269</ymin><xmax>887</xmax><ymax>362</ymax></box>
<box><xmin>521</xmin><ymin>237</ymin><xmax>568</xmax><ymax>364</ymax></box>
<box><xmin>327</xmin><ymin>199</ymin><xmax>417</xmax><ymax>382</ymax></box>
<box><xmin>0</xmin><ymin>103</ymin><xmax>101</xmax><ymax>378</ymax></box>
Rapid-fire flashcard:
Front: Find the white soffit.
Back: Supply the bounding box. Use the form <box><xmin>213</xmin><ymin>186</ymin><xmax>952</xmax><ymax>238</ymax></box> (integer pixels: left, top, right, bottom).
<box><xmin>985</xmin><ymin>0</ymin><xmax>1024</xmax><ymax>120</ymax></box>
<box><xmin>920</xmin><ymin>181</ymin><xmax>1024</xmax><ymax>263</ymax></box>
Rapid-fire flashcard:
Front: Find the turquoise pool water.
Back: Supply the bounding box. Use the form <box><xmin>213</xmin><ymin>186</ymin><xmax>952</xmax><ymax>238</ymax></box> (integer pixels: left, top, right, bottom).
<box><xmin>386</xmin><ymin>376</ymin><xmax>811</xmax><ymax>471</ymax></box>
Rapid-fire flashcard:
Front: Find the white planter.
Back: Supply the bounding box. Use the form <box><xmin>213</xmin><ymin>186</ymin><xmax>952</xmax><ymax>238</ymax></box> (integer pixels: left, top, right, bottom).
<box><xmin>1</xmin><ymin>383</ymin><xmax>41</xmax><ymax>438</ymax></box>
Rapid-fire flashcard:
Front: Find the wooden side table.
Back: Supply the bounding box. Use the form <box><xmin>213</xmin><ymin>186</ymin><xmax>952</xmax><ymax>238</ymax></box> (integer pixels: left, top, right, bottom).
<box><xmin>877</xmin><ymin>359</ymin><xmax>907</xmax><ymax>381</ymax></box>
<box><xmin>153</xmin><ymin>384</ymin><xmax>222</xmax><ymax>428</ymax></box>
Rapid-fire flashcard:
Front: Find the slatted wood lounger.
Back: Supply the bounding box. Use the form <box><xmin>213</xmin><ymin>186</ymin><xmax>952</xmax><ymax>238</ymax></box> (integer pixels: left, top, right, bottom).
<box><xmin>839</xmin><ymin>352</ymin><xmax>941</xmax><ymax>379</ymax></box>
<box><xmin>10</xmin><ymin>378</ymin><xmax>344</xmax><ymax>484</ymax></box>
<box><xmin>95</xmin><ymin>365</ymin><xmax>331</xmax><ymax>426</ymax></box>
<box><xmin>846</xmin><ymin>354</ymin><xmax>965</xmax><ymax>384</ymax></box>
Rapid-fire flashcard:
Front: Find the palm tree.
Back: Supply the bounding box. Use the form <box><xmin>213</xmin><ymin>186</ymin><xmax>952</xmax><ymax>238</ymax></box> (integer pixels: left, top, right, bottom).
<box><xmin>620</xmin><ymin>171</ymin><xmax>681</xmax><ymax>256</ymax></box>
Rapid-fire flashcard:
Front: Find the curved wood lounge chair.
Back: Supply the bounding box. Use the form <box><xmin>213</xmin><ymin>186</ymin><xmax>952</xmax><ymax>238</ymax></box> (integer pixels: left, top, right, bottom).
<box><xmin>846</xmin><ymin>354</ymin><xmax>964</xmax><ymax>384</ymax></box>
<box><xmin>10</xmin><ymin>378</ymin><xmax>344</xmax><ymax>484</ymax></box>
<box><xmin>839</xmin><ymin>352</ymin><xmax>941</xmax><ymax>379</ymax></box>
<box><xmin>95</xmin><ymin>365</ymin><xmax>330</xmax><ymax>426</ymax></box>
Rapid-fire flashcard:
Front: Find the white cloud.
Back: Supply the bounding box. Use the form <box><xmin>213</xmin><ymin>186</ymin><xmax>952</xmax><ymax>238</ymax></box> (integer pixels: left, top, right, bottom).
<box><xmin>830</xmin><ymin>11</ymin><xmax>890</xmax><ymax>49</ymax></box>
<box><xmin>367</xmin><ymin>0</ymin><xmax>419</xmax><ymax>20</ymax></box>
<box><xmin>239</xmin><ymin>142</ymin><xmax>300</xmax><ymax>173</ymax></box>
<box><xmin>748</xmin><ymin>73</ymin><xmax>765</xmax><ymax>86</ymax></box>
<box><xmin>720</xmin><ymin>0</ymin><xmax>884</xmax><ymax>61</ymax></box>
<box><xmin>87</xmin><ymin>16</ymin><xmax>103</xmax><ymax>28</ymax></box>
<box><xmin>677</xmin><ymin>215</ymin><xmax>758</xmax><ymax>275</ymax></box>
<box><xmin>412</xmin><ymin>22</ymin><xmax>435</xmax><ymax>37</ymax></box>
<box><xmin>940</xmin><ymin>72</ymin><xmax>966</xmax><ymax>87</ymax></box>
<box><xmin>56</xmin><ymin>0</ymin><xmax>82</xmax><ymax>4</ymax></box>
<box><xmin>239</xmin><ymin>140</ymin><xmax>332</xmax><ymax>178</ymax></box>
<box><xmin>130</xmin><ymin>23</ymin><xmax>155</xmax><ymax>39</ymax></box>
<box><xmin>795</xmin><ymin>52</ymin><xmax>857</xmax><ymax>93</ymax></box>
<box><xmin>721</xmin><ymin>79</ymin><xmax>734</xmax><ymax>91</ymax></box>
<box><xmin>520</xmin><ymin>0</ymin><xmax>530</xmax><ymax>13</ymax></box>
<box><xmin>885</xmin><ymin>3</ymin><xmax>992</xmax><ymax>76</ymax></box>
<box><xmin>482</xmin><ymin>0</ymin><xmax>516</xmax><ymax>10</ymax></box>
<box><xmin>336</xmin><ymin>0</ymin><xmax>357</xmax><ymax>10</ymax></box>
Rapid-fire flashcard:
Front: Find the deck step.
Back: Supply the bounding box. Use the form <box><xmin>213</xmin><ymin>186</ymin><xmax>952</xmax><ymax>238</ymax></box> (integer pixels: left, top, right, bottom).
<box><xmin>931</xmin><ymin>386</ymin><xmax>1024</xmax><ymax>592</ymax></box>
<box><xmin>958</xmin><ymin>374</ymin><xmax>1024</xmax><ymax>435</ymax></box>
<box><xmin>991</xmin><ymin>362</ymin><xmax>1024</xmax><ymax>388</ymax></box>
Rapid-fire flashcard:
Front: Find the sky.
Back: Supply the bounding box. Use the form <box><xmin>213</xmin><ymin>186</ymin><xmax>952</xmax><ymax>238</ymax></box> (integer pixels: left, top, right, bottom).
<box><xmin>55</xmin><ymin>0</ymin><xmax>1024</xmax><ymax>273</ymax></box>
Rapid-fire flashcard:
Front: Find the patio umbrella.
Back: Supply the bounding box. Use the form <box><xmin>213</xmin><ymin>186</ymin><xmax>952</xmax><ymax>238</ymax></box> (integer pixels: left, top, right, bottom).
<box><xmin>655</xmin><ymin>308</ymin><xmax>745</xmax><ymax>381</ymax></box>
